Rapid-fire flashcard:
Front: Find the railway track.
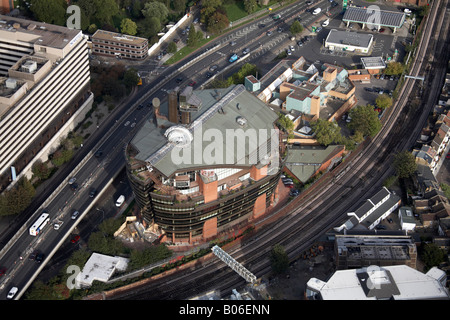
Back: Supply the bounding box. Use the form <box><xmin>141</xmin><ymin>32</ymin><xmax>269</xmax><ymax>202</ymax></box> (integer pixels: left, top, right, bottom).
<box><xmin>102</xmin><ymin>0</ymin><xmax>450</xmax><ymax>300</ymax></box>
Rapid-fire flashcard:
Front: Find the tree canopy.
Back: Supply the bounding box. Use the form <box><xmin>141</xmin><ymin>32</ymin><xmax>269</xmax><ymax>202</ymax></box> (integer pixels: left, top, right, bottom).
<box><xmin>348</xmin><ymin>105</ymin><xmax>382</xmax><ymax>138</ymax></box>
<box><xmin>29</xmin><ymin>0</ymin><xmax>67</xmax><ymax>26</ymax></box>
<box><xmin>393</xmin><ymin>151</ymin><xmax>417</xmax><ymax>179</ymax></box>
<box><xmin>311</xmin><ymin>119</ymin><xmax>342</xmax><ymax>146</ymax></box>
<box><xmin>270</xmin><ymin>244</ymin><xmax>289</xmax><ymax>274</ymax></box>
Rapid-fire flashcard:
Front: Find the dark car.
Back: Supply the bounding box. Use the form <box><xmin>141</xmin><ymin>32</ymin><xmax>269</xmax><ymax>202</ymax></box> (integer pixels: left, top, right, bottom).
<box><xmin>206</xmin><ymin>72</ymin><xmax>213</xmax><ymax>78</ymax></box>
<box><xmin>94</xmin><ymin>150</ymin><xmax>103</xmax><ymax>158</ymax></box>
<box><xmin>376</xmin><ymin>225</ymin><xmax>387</xmax><ymax>230</ymax></box>
<box><xmin>70</xmin><ymin>182</ymin><xmax>78</xmax><ymax>191</ymax></box>
<box><xmin>35</xmin><ymin>253</ymin><xmax>45</xmax><ymax>263</ymax></box>
<box><xmin>176</xmin><ymin>77</ymin><xmax>183</xmax><ymax>84</ymax></box>
<box><xmin>0</xmin><ymin>267</ymin><xmax>6</xmax><ymax>276</ymax></box>
<box><xmin>89</xmin><ymin>189</ymin><xmax>96</xmax><ymax>198</ymax></box>
<box><xmin>188</xmin><ymin>81</ymin><xmax>197</xmax><ymax>87</ymax></box>
<box><xmin>289</xmin><ymin>189</ymin><xmax>299</xmax><ymax>197</ymax></box>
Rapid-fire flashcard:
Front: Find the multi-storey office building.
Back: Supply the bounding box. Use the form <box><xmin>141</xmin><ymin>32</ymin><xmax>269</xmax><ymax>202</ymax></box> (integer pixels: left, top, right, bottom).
<box><xmin>0</xmin><ymin>15</ymin><xmax>92</xmax><ymax>190</ymax></box>
<box><xmin>91</xmin><ymin>29</ymin><xmax>148</xmax><ymax>60</ymax></box>
<box><xmin>125</xmin><ymin>85</ymin><xmax>282</xmax><ymax>244</ymax></box>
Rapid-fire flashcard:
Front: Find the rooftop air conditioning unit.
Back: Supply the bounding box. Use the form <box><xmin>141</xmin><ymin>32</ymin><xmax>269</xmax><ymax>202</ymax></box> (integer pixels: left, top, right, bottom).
<box><xmin>5</xmin><ymin>78</ymin><xmax>17</xmax><ymax>89</ymax></box>
<box><xmin>21</xmin><ymin>60</ymin><xmax>37</xmax><ymax>74</ymax></box>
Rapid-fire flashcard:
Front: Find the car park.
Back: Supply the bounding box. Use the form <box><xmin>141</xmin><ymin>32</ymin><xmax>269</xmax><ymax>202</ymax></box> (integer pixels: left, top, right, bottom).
<box><xmin>116</xmin><ymin>195</ymin><xmax>125</xmax><ymax>207</ymax></box>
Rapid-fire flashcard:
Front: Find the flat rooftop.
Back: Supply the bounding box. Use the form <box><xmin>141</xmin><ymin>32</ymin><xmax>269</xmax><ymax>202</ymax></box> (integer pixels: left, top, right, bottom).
<box><xmin>0</xmin><ymin>14</ymin><xmax>81</xmax><ymax>49</ymax></box>
<box><xmin>325</xmin><ymin>29</ymin><xmax>373</xmax><ymax>48</ymax></box>
<box><xmin>343</xmin><ymin>6</ymin><xmax>406</xmax><ymax>28</ymax></box>
<box><xmin>92</xmin><ymin>29</ymin><xmax>148</xmax><ymax>46</ymax></box>
<box><xmin>361</xmin><ymin>56</ymin><xmax>386</xmax><ymax>69</ymax></box>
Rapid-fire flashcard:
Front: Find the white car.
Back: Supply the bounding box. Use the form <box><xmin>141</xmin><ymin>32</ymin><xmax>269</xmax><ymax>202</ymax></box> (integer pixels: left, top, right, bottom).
<box><xmin>289</xmin><ymin>45</ymin><xmax>295</xmax><ymax>52</ymax></box>
<box><xmin>313</xmin><ymin>8</ymin><xmax>321</xmax><ymax>15</ymax></box>
<box><xmin>115</xmin><ymin>195</ymin><xmax>125</xmax><ymax>207</ymax></box>
<box><xmin>7</xmin><ymin>287</ymin><xmax>18</xmax><ymax>299</ymax></box>
<box><xmin>322</xmin><ymin>19</ymin><xmax>329</xmax><ymax>27</ymax></box>
<box><xmin>404</xmin><ymin>8</ymin><xmax>412</xmax><ymax>13</ymax></box>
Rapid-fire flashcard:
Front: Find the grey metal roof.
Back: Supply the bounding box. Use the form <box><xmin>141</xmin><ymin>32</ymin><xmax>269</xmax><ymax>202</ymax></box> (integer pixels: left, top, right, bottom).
<box><xmin>361</xmin><ymin>57</ymin><xmax>386</xmax><ymax>69</ymax></box>
<box><xmin>133</xmin><ymin>85</ymin><xmax>279</xmax><ymax>178</ymax></box>
<box><xmin>343</xmin><ymin>7</ymin><xmax>405</xmax><ymax>28</ymax></box>
<box><xmin>325</xmin><ymin>29</ymin><xmax>373</xmax><ymax>48</ymax></box>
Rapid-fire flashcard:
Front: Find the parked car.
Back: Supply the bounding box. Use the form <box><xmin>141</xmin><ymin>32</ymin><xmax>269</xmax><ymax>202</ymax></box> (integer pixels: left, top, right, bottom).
<box><xmin>267</xmin><ymin>31</ymin><xmax>273</xmax><ymax>36</ymax></box>
<box><xmin>286</xmin><ymin>49</ymin><xmax>292</xmax><ymax>55</ymax></box>
<box><xmin>322</xmin><ymin>19</ymin><xmax>329</xmax><ymax>27</ymax></box>
<box><xmin>116</xmin><ymin>195</ymin><xmax>125</xmax><ymax>207</ymax></box>
<box><xmin>313</xmin><ymin>7</ymin><xmax>322</xmax><ymax>14</ymax></box>
<box><xmin>242</xmin><ymin>48</ymin><xmax>250</xmax><ymax>55</ymax></box>
<box><xmin>297</xmin><ymin>40</ymin><xmax>303</xmax><ymax>47</ymax></box>
<box><xmin>376</xmin><ymin>224</ymin><xmax>387</xmax><ymax>230</ymax></box>
<box><xmin>289</xmin><ymin>45</ymin><xmax>295</xmax><ymax>52</ymax></box>
<box><xmin>230</xmin><ymin>41</ymin><xmax>236</xmax><ymax>46</ymax></box>
<box><xmin>316</xmin><ymin>26</ymin><xmax>323</xmax><ymax>33</ymax></box>
<box><xmin>71</xmin><ymin>235</ymin><xmax>81</xmax><ymax>244</ymax></box>
<box><xmin>289</xmin><ymin>189</ymin><xmax>299</xmax><ymax>196</ymax></box>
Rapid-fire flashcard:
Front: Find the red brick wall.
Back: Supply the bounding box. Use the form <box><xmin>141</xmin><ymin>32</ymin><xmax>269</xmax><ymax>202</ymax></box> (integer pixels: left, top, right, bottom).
<box><xmin>252</xmin><ymin>193</ymin><xmax>267</xmax><ymax>219</ymax></box>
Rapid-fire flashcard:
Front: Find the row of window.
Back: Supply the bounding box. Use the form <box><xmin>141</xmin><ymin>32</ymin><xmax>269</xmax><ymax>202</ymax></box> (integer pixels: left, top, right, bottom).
<box><xmin>92</xmin><ymin>38</ymin><xmax>147</xmax><ymax>49</ymax></box>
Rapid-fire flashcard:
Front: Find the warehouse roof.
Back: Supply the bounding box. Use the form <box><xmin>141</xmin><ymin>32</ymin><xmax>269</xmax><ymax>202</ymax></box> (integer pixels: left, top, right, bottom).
<box><xmin>343</xmin><ymin>6</ymin><xmax>405</xmax><ymax>28</ymax></box>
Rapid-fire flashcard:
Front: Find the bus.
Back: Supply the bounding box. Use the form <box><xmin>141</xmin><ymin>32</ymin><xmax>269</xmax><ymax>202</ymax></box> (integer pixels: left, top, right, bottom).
<box><xmin>29</xmin><ymin>212</ymin><xmax>50</xmax><ymax>236</ymax></box>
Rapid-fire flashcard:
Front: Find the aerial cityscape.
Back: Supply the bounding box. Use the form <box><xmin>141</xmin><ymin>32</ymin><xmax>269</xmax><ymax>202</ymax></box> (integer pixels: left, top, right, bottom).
<box><xmin>0</xmin><ymin>0</ymin><xmax>449</xmax><ymax>308</ymax></box>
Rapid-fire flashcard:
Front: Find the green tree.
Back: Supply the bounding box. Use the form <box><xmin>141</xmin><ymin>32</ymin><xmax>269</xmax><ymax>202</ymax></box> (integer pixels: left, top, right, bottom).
<box><xmin>384</xmin><ymin>62</ymin><xmax>404</xmax><ymax>76</ymax></box>
<box><xmin>32</xmin><ymin>161</ymin><xmax>52</xmax><ymax>181</ymax></box>
<box><xmin>138</xmin><ymin>16</ymin><xmax>162</xmax><ymax>39</ymax></box>
<box><xmin>421</xmin><ymin>243</ymin><xmax>446</xmax><ymax>272</ymax></box>
<box><xmin>120</xmin><ymin>18</ymin><xmax>137</xmax><ymax>35</ymax></box>
<box><xmin>128</xmin><ymin>245</ymin><xmax>172</xmax><ymax>270</ymax></box>
<box><xmin>375</xmin><ymin>94</ymin><xmax>393</xmax><ymax>110</ymax></box>
<box><xmin>311</xmin><ymin>119</ymin><xmax>342</xmax><ymax>146</ymax></box>
<box><xmin>277</xmin><ymin>113</ymin><xmax>294</xmax><ymax>137</ymax></box>
<box><xmin>207</xmin><ymin>11</ymin><xmax>229</xmax><ymax>34</ymax></box>
<box><xmin>348</xmin><ymin>105</ymin><xmax>382</xmax><ymax>138</ymax></box>
<box><xmin>30</xmin><ymin>0</ymin><xmax>67</xmax><ymax>26</ymax></box>
<box><xmin>142</xmin><ymin>1</ymin><xmax>169</xmax><ymax>24</ymax></box>
<box><xmin>187</xmin><ymin>24</ymin><xmax>202</xmax><ymax>47</ymax></box>
<box><xmin>393</xmin><ymin>151</ymin><xmax>417</xmax><ymax>179</ymax></box>
<box><xmin>172</xmin><ymin>0</ymin><xmax>187</xmax><ymax>13</ymax></box>
<box><xmin>270</xmin><ymin>244</ymin><xmax>289</xmax><ymax>274</ymax></box>
<box><xmin>290</xmin><ymin>20</ymin><xmax>304</xmax><ymax>35</ymax></box>
<box><xmin>123</xmin><ymin>67</ymin><xmax>140</xmax><ymax>89</ymax></box>
<box><xmin>167</xmin><ymin>41</ymin><xmax>177</xmax><ymax>53</ymax></box>
<box><xmin>230</xmin><ymin>63</ymin><xmax>259</xmax><ymax>84</ymax></box>
<box><xmin>200</xmin><ymin>0</ymin><xmax>223</xmax><ymax>23</ymax></box>
<box><xmin>244</xmin><ymin>0</ymin><xmax>258</xmax><ymax>14</ymax></box>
